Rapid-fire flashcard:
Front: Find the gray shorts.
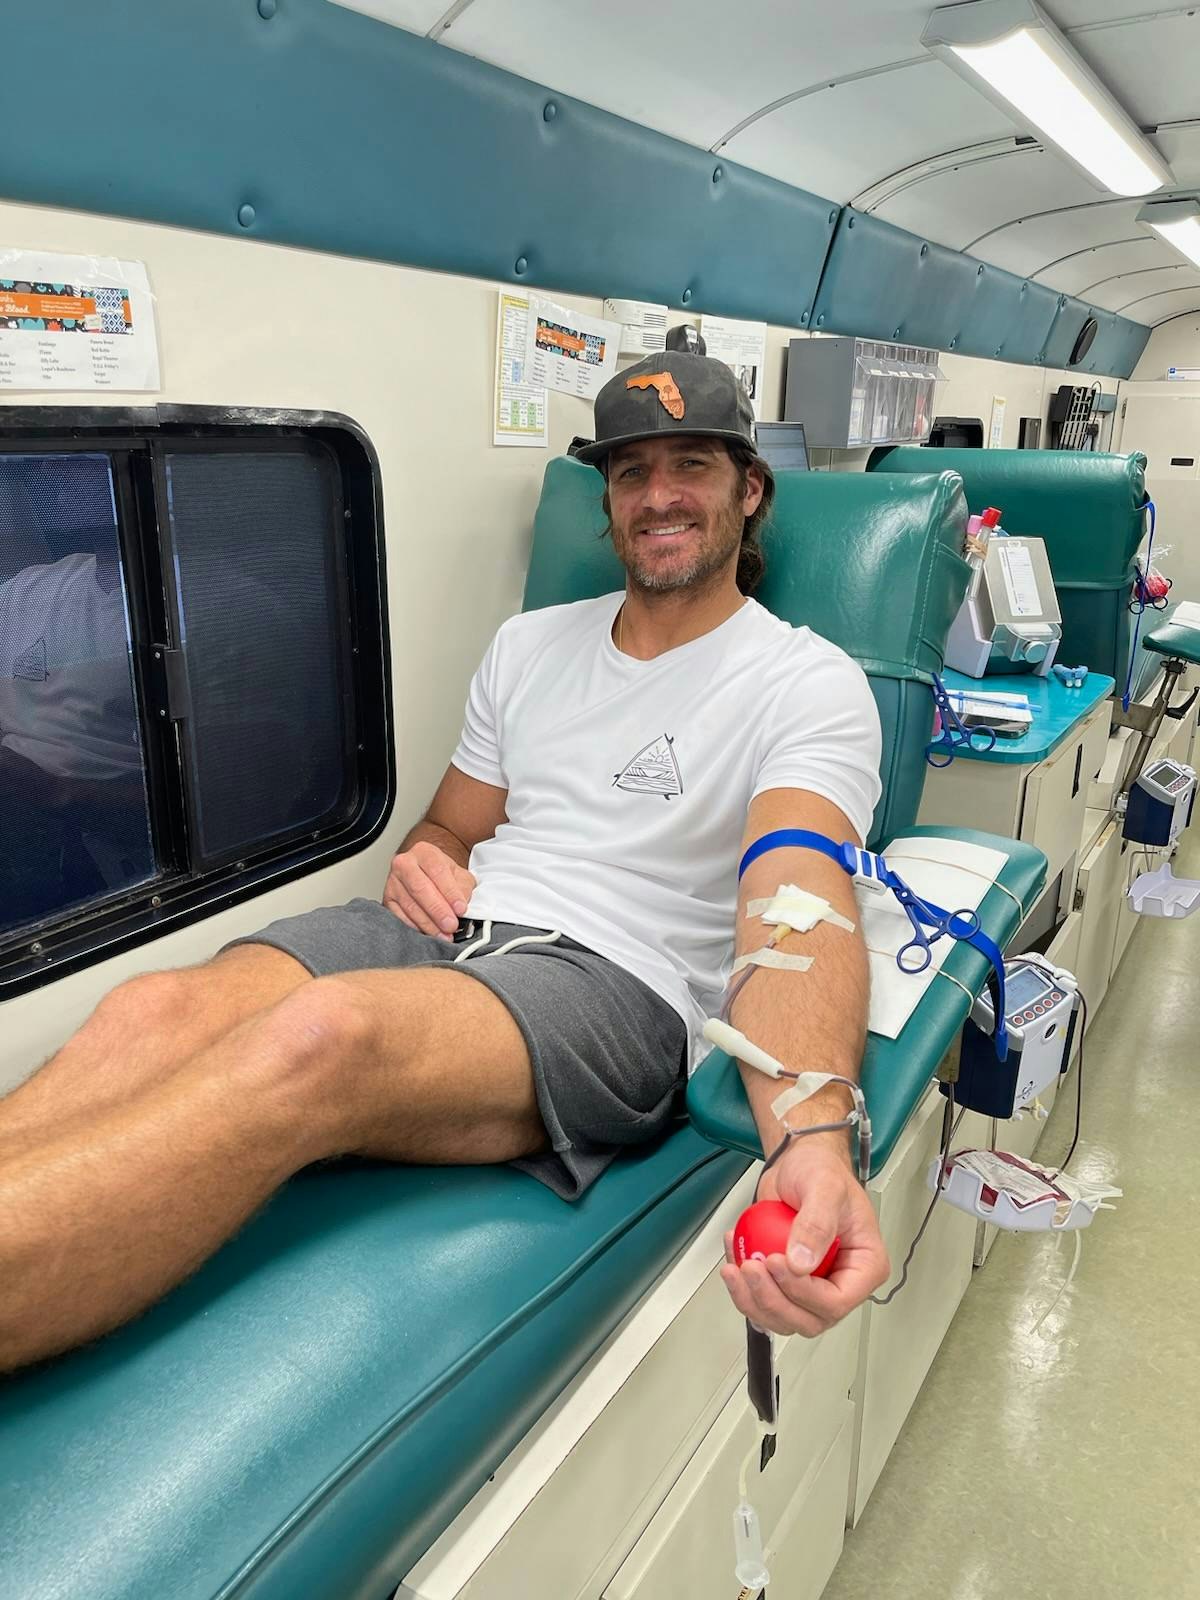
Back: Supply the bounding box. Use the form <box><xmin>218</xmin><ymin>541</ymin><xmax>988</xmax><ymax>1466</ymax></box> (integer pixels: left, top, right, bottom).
<box><xmin>222</xmin><ymin>899</ymin><xmax>688</xmax><ymax>1200</ymax></box>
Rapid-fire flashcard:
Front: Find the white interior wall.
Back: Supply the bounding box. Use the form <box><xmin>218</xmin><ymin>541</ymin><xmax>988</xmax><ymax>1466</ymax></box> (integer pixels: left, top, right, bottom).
<box><xmin>1131</xmin><ymin>316</ymin><xmax>1200</xmax><ymax>380</ymax></box>
<box><xmin>0</xmin><ymin>198</ymin><xmax>601</xmax><ymax>1086</ymax></box>
<box><xmin>1125</xmin><ymin>322</ymin><xmax>1200</xmax><ymax>596</ymax></box>
<box><xmin>0</xmin><ymin>195</ymin><xmax>1144</xmax><ymax>1085</ymax></box>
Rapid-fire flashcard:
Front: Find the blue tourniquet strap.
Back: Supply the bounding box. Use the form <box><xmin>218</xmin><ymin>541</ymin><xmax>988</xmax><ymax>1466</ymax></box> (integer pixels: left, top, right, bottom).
<box><xmin>738</xmin><ymin>829</ymin><xmax>1009</xmax><ymax>1058</ymax></box>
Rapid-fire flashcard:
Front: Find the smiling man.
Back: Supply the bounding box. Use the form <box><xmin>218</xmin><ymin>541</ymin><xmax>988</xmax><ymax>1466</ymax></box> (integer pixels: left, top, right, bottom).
<box><xmin>0</xmin><ymin>352</ymin><xmax>888</xmax><ymax>1370</ymax></box>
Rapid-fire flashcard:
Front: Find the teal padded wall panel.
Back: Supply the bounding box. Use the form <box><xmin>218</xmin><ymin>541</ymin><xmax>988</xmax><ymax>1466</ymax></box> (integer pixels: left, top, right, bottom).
<box><xmin>809</xmin><ymin>210</ymin><xmax>1150</xmax><ymax>379</ymax></box>
<box><xmin>0</xmin><ymin>0</ymin><xmax>836</xmax><ymax>330</ymax></box>
<box><xmin>1047</xmin><ymin>307</ymin><xmax>1153</xmax><ymax>379</ymax></box>
<box><xmin>0</xmin><ymin>2</ymin><xmax>1150</xmax><ymax>378</ymax></box>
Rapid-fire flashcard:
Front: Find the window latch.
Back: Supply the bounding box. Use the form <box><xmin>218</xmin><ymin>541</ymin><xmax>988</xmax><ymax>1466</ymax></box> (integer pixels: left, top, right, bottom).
<box><xmin>150</xmin><ymin>645</ymin><xmax>190</xmax><ymax>721</ymax></box>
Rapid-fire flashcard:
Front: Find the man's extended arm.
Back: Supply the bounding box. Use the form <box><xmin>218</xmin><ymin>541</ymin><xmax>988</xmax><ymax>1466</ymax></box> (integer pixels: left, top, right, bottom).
<box><xmin>718</xmin><ymin>786</ymin><xmax>890</xmax><ymax>1336</ymax></box>
<box><xmin>384</xmin><ymin>764</ymin><xmax>509</xmax><ymax>937</ymax></box>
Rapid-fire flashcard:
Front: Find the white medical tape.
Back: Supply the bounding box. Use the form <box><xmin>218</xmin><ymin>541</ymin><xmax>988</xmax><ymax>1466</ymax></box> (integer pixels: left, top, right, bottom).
<box><xmin>731</xmin><ymin>947</ymin><xmax>815</xmax><ymax>976</ymax></box>
<box><xmin>747</xmin><ymin>885</ymin><xmax>856</xmax><ymax>935</ymax></box>
<box><xmin>771</xmin><ymin>1076</ymin><xmax>837</xmax><ymax>1118</ymax></box>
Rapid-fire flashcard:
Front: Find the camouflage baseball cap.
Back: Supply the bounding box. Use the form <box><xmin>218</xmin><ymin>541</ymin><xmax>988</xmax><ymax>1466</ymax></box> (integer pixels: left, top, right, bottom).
<box><xmin>575</xmin><ymin>351</ymin><xmax>759</xmax><ymax>469</ymax></box>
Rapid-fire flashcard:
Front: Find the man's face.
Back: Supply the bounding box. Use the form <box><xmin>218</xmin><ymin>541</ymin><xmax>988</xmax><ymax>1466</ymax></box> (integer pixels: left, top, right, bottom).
<box><xmin>605</xmin><ymin>436</ymin><xmax>764</xmax><ymax>594</ymax></box>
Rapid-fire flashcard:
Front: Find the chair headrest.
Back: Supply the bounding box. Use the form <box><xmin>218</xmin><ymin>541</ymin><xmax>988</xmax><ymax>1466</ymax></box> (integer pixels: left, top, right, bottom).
<box><xmin>523</xmin><ymin>457</ymin><xmax>969</xmax><ymax>686</ymax></box>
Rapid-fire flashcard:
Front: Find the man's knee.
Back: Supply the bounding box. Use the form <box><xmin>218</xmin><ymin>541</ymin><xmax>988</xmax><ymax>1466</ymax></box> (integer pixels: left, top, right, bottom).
<box><xmin>254</xmin><ymin>976</ymin><xmax>382</xmax><ymax>1084</ymax></box>
<box><xmin>91</xmin><ymin>968</ymin><xmax>195</xmax><ymax>1038</ymax></box>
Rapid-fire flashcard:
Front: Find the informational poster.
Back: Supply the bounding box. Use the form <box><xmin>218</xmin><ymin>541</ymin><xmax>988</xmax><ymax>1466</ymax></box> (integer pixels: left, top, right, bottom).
<box><xmin>494</xmin><ymin>292</ymin><xmax>547</xmax><ymax>447</ymax></box>
<box><xmin>700</xmin><ymin>315</ymin><xmax>767</xmax><ymax>418</ymax></box>
<box><xmin>0</xmin><ymin>248</ymin><xmax>159</xmax><ymax>391</ymax></box>
<box><xmin>988</xmin><ymin>394</ymin><xmax>1007</xmax><ymax>449</ymax></box>
<box><xmin>525</xmin><ymin>294</ymin><xmax>620</xmax><ymax>401</ymax></box>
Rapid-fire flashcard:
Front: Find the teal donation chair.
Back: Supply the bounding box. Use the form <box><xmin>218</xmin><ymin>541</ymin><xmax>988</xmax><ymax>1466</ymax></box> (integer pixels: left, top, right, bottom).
<box><xmin>0</xmin><ymin>460</ymin><xmax>1047</xmax><ymax>1600</ymax></box>
<box><xmin>867</xmin><ymin>447</ymin><xmax>1149</xmax><ymax>688</ymax></box>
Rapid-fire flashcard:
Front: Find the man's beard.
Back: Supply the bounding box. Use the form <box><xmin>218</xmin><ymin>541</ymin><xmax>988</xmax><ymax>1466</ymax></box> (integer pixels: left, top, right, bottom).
<box><xmin>615</xmin><ymin>495</ymin><xmax>744</xmax><ymax>594</ymax></box>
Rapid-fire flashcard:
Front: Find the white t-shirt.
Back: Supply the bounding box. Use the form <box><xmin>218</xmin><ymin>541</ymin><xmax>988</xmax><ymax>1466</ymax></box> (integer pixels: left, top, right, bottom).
<box><xmin>452</xmin><ymin>593</ymin><xmax>883</xmax><ymax>1068</ymax></box>
<box><xmin>0</xmin><ymin>553</ymin><xmax>142</xmax><ymax>780</ymax></box>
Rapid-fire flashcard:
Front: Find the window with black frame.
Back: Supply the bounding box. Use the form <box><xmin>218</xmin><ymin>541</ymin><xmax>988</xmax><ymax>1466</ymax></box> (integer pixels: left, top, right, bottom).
<box><xmin>0</xmin><ymin>409</ymin><xmax>391</xmax><ymax>994</ymax></box>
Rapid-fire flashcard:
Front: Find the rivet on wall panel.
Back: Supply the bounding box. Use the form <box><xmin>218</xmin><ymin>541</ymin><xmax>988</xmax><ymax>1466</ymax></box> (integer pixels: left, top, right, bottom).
<box><xmin>543</xmin><ymin>101</ymin><xmax>557</xmax><ymax>122</ymax></box>
<box><xmin>893</xmin><ymin>326</ymin><xmax>901</xmax><ymax>337</ymax></box>
<box><xmin>237</xmin><ymin>203</ymin><xmax>256</xmax><ymax>228</ymax></box>
<box><xmin>712</xmin><ymin>165</ymin><xmax>723</xmax><ymax>184</ymax></box>
<box><xmin>817</xmin><ymin>314</ymin><xmax>825</xmax><ymax>326</ymax></box>
<box><xmin>257</xmin><ymin>0</ymin><xmax>277</xmax><ymax>16</ymax></box>
<box><xmin>681</xmin><ymin>287</ymin><xmax>693</xmax><ymax>304</ymax></box>
<box><xmin>801</xmin><ymin>311</ymin><xmax>809</xmax><ymax>323</ymax></box>
<box><xmin>828</xmin><ymin>209</ymin><xmax>838</xmax><ymax>225</ymax></box>
<box><xmin>977</xmin><ymin>264</ymin><xmax>985</xmax><ymax>276</ymax></box>
<box><xmin>949</xmin><ymin>337</ymin><xmax>957</xmax><ymax>348</ymax></box>
<box><xmin>847</xmin><ymin>216</ymin><xmax>855</xmax><ymax>229</ymax></box>
<box><xmin>920</xmin><ymin>244</ymin><xmax>928</xmax><ymax>258</ymax></box>
<box><xmin>995</xmin><ymin>348</ymin><xmax>1002</xmax><ymax>357</ymax></box>
<box><xmin>514</xmin><ymin>256</ymin><xmax>529</xmax><ymax>275</ymax></box>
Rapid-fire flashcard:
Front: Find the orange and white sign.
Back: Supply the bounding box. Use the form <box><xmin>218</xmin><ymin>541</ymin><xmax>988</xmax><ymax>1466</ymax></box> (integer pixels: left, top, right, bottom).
<box><xmin>526</xmin><ymin>293</ymin><xmax>620</xmax><ymax>402</ymax></box>
<box><xmin>0</xmin><ymin>249</ymin><xmax>159</xmax><ymax>392</ymax></box>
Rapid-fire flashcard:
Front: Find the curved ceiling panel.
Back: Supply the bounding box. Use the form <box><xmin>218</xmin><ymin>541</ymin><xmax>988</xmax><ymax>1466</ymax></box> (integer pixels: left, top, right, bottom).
<box><xmin>1051</xmin><ymin>0</ymin><xmax>1178</xmax><ymax>21</ymax></box>
<box><xmin>720</xmin><ymin>58</ymin><xmax>1015</xmax><ymax>205</ymax></box>
<box><xmin>973</xmin><ymin>199</ymin><xmax>1145</xmax><ymax>276</ymax></box>
<box><xmin>330</xmin><ymin>0</ymin><xmax>452</xmax><ymax>32</ymax></box>
<box><xmin>1089</xmin><ymin>264</ymin><xmax>1200</xmax><ymax>313</ymax></box>
<box><xmin>1073</xmin><ymin>13</ymin><xmax>1200</xmax><ymax>126</ymax></box>
<box><xmin>1117</xmin><ymin>285</ymin><xmax>1200</xmax><ymax>321</ymax></box>
<box><xmin>440</xmin><ymin>0</ymin><xmax>940</xmax><ymax>151</ymax></box>
<box><xmin>1037</xmin><ymin>236</ymin><xmax>1162</xmax><ymax>294</ymax></box>
<box><xmin>877</xmin><ymin>149</ymin><xmax>1100</xmax><ymax>254</ymax></box>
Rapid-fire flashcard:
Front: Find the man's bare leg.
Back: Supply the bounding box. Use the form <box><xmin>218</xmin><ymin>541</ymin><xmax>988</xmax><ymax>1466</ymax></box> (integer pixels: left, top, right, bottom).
<box><xmin>0</xmin><ymin>966</ymin><xmax>547</xmax><ymax>1371</ymax></box>
<box><xmin>0</xmin><ymin>946</ymin><xmax>312</xmax><ymax>1151</ymax></box>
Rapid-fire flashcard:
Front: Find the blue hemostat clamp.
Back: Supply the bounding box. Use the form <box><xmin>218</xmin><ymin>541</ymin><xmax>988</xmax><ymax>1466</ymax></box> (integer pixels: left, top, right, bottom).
<box><xmin>926</xmin><ymin>671</ymin><xmax>996</xmax><ymax>769</ymax></box>
<box><xmin>738</xmin><ymin>829</ymin><xmax>1009</xmax><ymax>1059</ymax></box>
<box><xmin>1052</xmin><ymin>663</ymin><xmax>1087</xmax><ymax>689</ymax></box>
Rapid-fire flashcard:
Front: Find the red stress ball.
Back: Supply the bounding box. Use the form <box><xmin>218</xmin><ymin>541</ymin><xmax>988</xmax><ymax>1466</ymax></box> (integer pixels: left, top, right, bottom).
<box><xmin>733</xmin><ymin>1200</ymin><xmax>840</xmax><ymax>1278</ymax></box>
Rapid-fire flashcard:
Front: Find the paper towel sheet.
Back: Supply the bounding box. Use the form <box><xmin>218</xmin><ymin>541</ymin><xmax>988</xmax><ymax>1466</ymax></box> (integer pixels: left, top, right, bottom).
<box><xmin>859</xmin><ymin>836</ymin><xmax>1011</xmax><ymax>1039</ymax></box>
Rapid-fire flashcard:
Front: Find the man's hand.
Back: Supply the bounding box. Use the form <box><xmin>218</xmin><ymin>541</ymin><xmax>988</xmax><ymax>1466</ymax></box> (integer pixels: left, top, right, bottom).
<box><xmin>720</xmin><ymin>1140</ymin><xmax>890</xmax><ymax>1337</ymax></box>
<box><xmin>382</xmin><ymin>841</ymin><xmax>477</xmax><ymax>939</ymax></box>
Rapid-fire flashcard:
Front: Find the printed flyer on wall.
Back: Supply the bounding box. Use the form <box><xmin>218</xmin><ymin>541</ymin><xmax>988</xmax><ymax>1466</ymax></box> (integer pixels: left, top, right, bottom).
<box><xmin>494</xmin><ymin>292</ymin><xmax>547</xmax><ymax>446</ymax></box>
<box><xmin>525</xmin><ymin>294</ymin><xmax>620</xmax><ymax>401</ymax></box>
<box><xmin>700</xmin><ymin>315</ymin><xmax>766</xmax><ymax>418</ymax></box>
<box><xmin>0</xmin><ymin>248</ymin><xmax>160</xmax><ymax>391</ymax></box>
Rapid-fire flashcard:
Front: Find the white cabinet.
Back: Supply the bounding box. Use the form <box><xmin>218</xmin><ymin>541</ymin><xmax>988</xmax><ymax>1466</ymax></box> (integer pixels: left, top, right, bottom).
<box><xmin>604</xmin><ymin>1323</ymin><xmax>859</xmax><ymax>1599</ymax></box>
<box><xmin>846</xmin><ymin>1085</ymin><xmax>978</xmax><ymax>1525</ymax></box>
<box><xmin>918</xmin><ymin>703</ymin><xmax>1110</xmax><ymax>909</ymax></box>
<box><xmin>1074</xmin><ymin>822</ymin><xmax>1126</xmax><ymax>1021</ymax></box>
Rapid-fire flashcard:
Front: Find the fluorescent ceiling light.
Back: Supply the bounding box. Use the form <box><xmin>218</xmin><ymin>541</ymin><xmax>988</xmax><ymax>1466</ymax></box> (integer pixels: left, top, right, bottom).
<box><xmin>923</xmin><ymin>0</ymin><xmax>1173</xmax><ymax>197</ymax></box>
<box><xmin>1138</xmin><ymin>199</ymin><xmax>1200</xmax><ymax>270</ymax></box>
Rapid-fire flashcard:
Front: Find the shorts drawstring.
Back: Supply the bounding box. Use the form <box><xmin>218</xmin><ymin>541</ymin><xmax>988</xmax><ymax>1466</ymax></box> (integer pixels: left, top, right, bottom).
<box><xmin>452</xmin><ymin>919</ymin><xmax>563</xmax><ymax>964</ymax></box>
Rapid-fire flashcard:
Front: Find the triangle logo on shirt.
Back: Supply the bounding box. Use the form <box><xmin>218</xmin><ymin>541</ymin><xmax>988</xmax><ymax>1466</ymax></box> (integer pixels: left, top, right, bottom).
<box><xmin>13</xmin><ymin>638</ymin><xmax>47</xmax><ymax>682</ymax></box>
<box><xmin>613</xmin><ymin>733</ymin><xmax>683</xmax><ymax>800</ymax></box>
